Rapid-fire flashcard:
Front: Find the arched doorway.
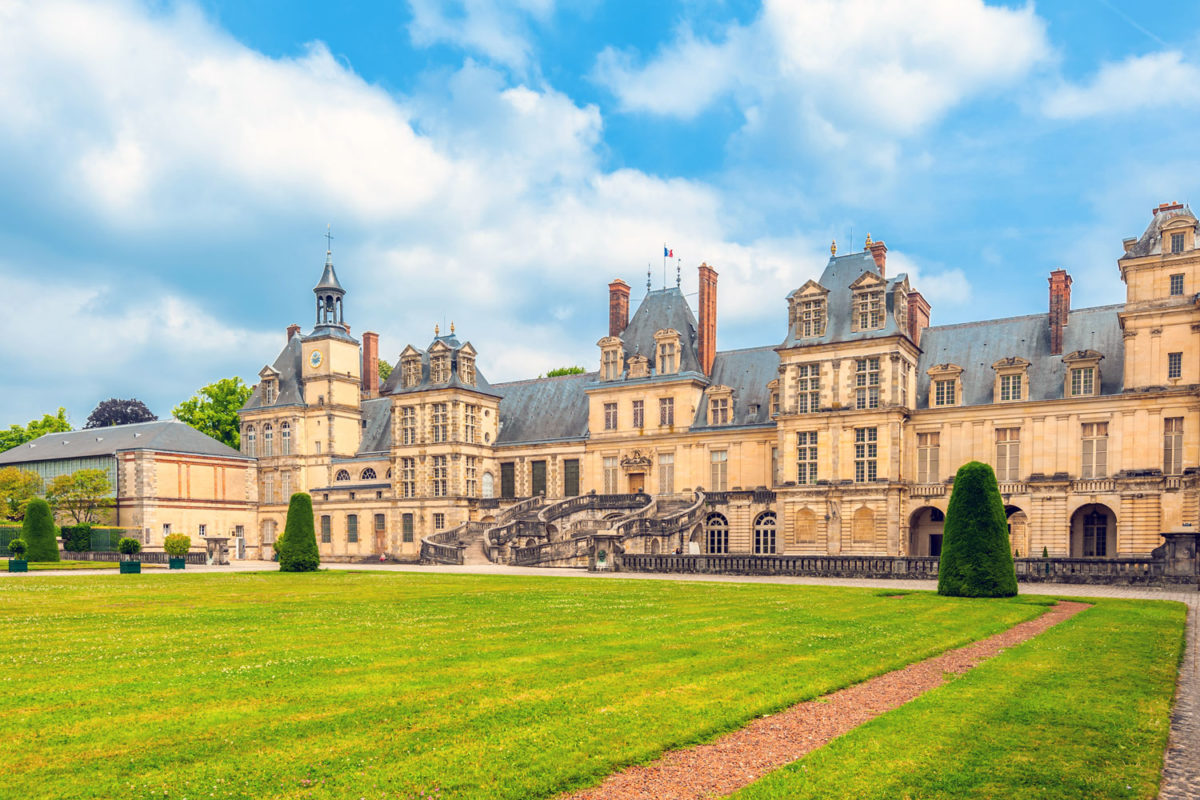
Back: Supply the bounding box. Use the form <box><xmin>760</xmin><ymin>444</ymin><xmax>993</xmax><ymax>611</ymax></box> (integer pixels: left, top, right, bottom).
<box><xmin>753</xmin><ymin>512</ymin><xmax>777</xmax><ymax>554</ymax></box>
<box><xmin>705</xmin><ymin>513</ymin><xmax>728</xmax><ymax>554</ymax></box>
<box><xmin>1005</xmin><ymin>506</ymin><xmax>1029</xmax><ymax>557</ymax></box>
<box><xmin>1070</xmin><ymin>503</ymin><xmax>1117</xmax><ymax>557</ymax></box>
<box><xmin>481</xmin><ymin>472</ymin><xmax>495</xmax><ymax>498</ymax></box>
<box><xmin>908</xmin><ymin>507</ymin><xmax>945</xmax><ymax>557</ymax></box>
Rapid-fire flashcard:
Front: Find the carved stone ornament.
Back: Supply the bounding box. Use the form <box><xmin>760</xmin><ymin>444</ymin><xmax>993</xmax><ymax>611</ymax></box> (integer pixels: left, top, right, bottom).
<box><xmin>620</xmin><ymin>450</ymin><xmax>653</xmax><ymax>472</ymax></box>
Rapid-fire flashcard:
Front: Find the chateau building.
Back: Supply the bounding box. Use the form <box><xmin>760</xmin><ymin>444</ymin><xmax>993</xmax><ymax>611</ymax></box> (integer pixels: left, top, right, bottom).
<box><xmin>231</xmin><ymin>203</ymin><xmax>1200</xmax><ymax>564</ymax></box>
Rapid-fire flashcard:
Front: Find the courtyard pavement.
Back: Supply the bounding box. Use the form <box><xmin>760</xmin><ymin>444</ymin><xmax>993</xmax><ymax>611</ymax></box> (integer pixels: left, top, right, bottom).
<box><xmin>5</xmin><ymin>560</ymin><xmax>1197</xmax><ymax>797</ymax></box>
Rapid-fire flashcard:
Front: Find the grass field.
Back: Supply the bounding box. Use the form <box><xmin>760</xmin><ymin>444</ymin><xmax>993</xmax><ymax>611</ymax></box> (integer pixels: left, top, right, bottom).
<box><xmin>731</xmin><ymin>598</ymin><xmax>1185</xmax><ymax>800</ymax></box>
<box><xmin>0</xmin><ymin>571</ymin><xmax>1053</xmax><ymax>800</ymax></box>
<box><xmin>1</xmin><ymin>559</ymin><xmax>121</xmax><ymax>570</ymax></box>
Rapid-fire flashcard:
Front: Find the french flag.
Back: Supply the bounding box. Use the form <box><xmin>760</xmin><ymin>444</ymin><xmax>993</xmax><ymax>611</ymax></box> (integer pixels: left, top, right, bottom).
<box><xmin>663</xmin><ymin>246</ymin><xmax>673</xmax><ymax>257</ymax></box>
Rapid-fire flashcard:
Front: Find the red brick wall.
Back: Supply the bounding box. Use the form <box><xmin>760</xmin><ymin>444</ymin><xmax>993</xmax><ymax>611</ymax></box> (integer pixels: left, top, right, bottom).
<box><xmin>698</xmin><ymin>263</ymin><xmax>718</xmax><ymax>376</ymax></box>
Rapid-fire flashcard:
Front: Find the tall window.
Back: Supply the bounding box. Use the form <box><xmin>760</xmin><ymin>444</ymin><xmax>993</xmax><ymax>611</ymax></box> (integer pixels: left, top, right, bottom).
<box><xmin>432</xmin><ymin>455</ymin><xmax>448</xmax><ymax>497</ymax></box>
<box><xmin>401</xmin><ymin>407</ymin><xmax>416</xmax><ymax>445</ymax></box>
<box><xmin>771</xmin><ymin>446</ymin><xmax>778</xmax><ymax>485</ymax></box>
<box><xmin>433</xmin><ymin>513</ymin><xmax>445</xmax><ymax>529</ymax></box>
<box><xmin>1171</xmin><ymin>273</ymin><xmax>1185</xmax><ymax>295</ymax></box>
<box><xmin>500</xmin><ymin>463</ymin><xmax>515</xmax><ymax>498</ymax></box>
<box><xmin>632</xmin><ymin>400</ymin><xmax>644</xmax><ymax>429</ymax></box>
<box><xmin>659</xmin><ymin>397</ymin><xmax>674</xmax><ymax>426</ymax></box>
<box><xmin>280</xmin><ymin>422</ymin><xmax>291</xmax><ymax>455</ymax></box>
<box><xmin>709</xmin><ymin>396</ymin><xmax>730</xmax><ymax>425</ymax></box>
<box><xmin>854</xmin><ymin>428</ymin><xmax>878</xmax><ymax>482</ymax></box>
<box><xmin>465</xmin><ymin>456</ymin><xmax>478</xmax><ymax>497</ymax></box>
<box><xmin>1169</xmin><ymin>352</ymin><xmax>1182</xmax><ymax>379</ymax></box>
<box><xmin>400</xmin><ymin>457</ymin><xmax>416</xmax><ymax>498</ymax></box>
<box><xmin>1083</xmin><ymin>511</ymin><xmax>1108</xmax><ymax>557</ymax></box>
<box><xmin>263</xmin><ymin>381</ymin><xmax>276</xmax><ymax>404</ymax></box>
<box><xmin>1070</xmin><ymin>367</ymin><xmax>1095</xmax><ymax>397</ymax></box>
<box><xmin>603</xmin><ymin>457</ymin><xmax>618</xmax><ymax>493</ymax></box>
<box><xmin>320</xmin><ymin>515</ymin><xmax>331</xmax><ymax>543</ymax></box>
<box><xmin>262</xmin><ymin>474</ymin><xmax>274</xmax><ymax>504</ymax></box>
<box><xmin>281</xmin><ymin>471</ymin><xmax>291</xmax><ymax>498</ymax></box>
<box><xmin>705</xmin><ymin>513</ymin><xmax>729</xmax><ymax>554</ymax></box>
<box><xmin>347</xmin><ymin>514</ymin><xmax>358</xmax><ymax>543</ymax></box>
<box><xmin>602</xmin><ymin>349</ymin><xmax>620</xmax><ymax>380</ymax></box>
<box><xmin>770</xmin><ymin>391</ymin><xmax>780</xmax><ymax>417</ymax></box>
<box><xmin>1080</xmin><ymin>422</ymin><xmax>1108</xmax><ymax>479</ymax></box>
<box><xmin>460</xmin><ymin>356</ymin><xmax>476</xmax><ymax>386</ymax></box>
<box><xmin>797</xmin><ymin>431</ymin><xmax>818</xmax><ymax>485</ymax></box>
<box><xmin>753</xmin><ymin>512</ymin><xmax>777</xmax><ymax>555</ymax></box>
<box><xmin>855</xmin><ymin>358</ymin><xmax>881</xmax><ymax>410</ymax></box>
<box><xmin>244</xmin><ymin>426</ymin><xmax>256</xmax><ymax>457</ymax></box>
<box><xmin>710</xmin><ymin>450</ymin><xmax>728</xmax><ymax>491</ymax></box>
<box><xmin>798</xmin><ymin>298</ymin><xmax>826</xmax><ymax>337</ymax></box>
<box><xmin>1000</xmin><ymin>373</ymin><xmax>1022</xmax><ymax>402</ymax></box>
<box><xmin>464</xmin><ymin>405</ymin><xmax>478</xmax><ymax>443</ymax></box>
<box><xmin>797</xmin><ymin>364</ymin><xmax>820</xmax><ymax>413</ymax></box>
<box><xmin>855</xmin><ymin>289</ymin><xmax>884</xmax><ymax>330</ymax></box>
<box><xmin>531</xmin><ymin>461</ymin><xmax>546</xmax><ymax>497</ymax></box>
<box><xmin>604</xmin><ymin>402</ymin><xmax>618</xmax><ymax>430</ymax></box>
<box><xmin>995</xmin><ymin>428</ymin><xmax>1021</xmax><ymax>481</ymax></box>
<box><xmin>401</xmin><ymin>513</ymin><xmax>414</xmax><ymax>543</ymax></box>
<box><xmin>431</xmin><ymin>356</ymin><xmax>450</xmax><ymax>383</ymax></box>
<box><xmin>563</xmin><ymin>459</ymin><xmax>580</xmax><ymax>496</ymax></box>
<box><xmin>1172</xmin><ymin>232</ymin><xmax>1185</xmax><ymax>254</ymax></box>
<box><xmin>482</xmin><ymin>471</ymin><xmax>495</xmax><ymax>498</ymax></box>
<box><xmin>431</xmin><ymin>404</ymin><xmax>448</xmax><ymax>443</ymax></box>
<box><xmin>375</xmin><ymin>513</ymin><xmax>386</xmax><ymax>536</ymax></box>
<box><xmin>917</xmin><ymin>432</ymin><xmax>940</xmax><ymax>484</ymax></box>
<box><xmin>657</xmin><ymin>341</ymin><xmax>678</xmax><ymax>374</ymax></box>
<box><xmin>402</xmin><ymin>358</ymin><xmax>421</xmax><ymax>387</ymax></box>
<box><xmin>933</xmin><ymin>379</ymin><xmax>956</xmax><ymax>407</ymax></box>
<box><xmin>658</xmin><ymin>452</ymin><xmax>674</xmax><ymax>494</ymax></box>
<box><xmin>1165</xmin><ymin>417</ymin><xmax>1184</xmax><ymax>475</ymax></box>
<box><xmin>262</xmin><ymin>423</ymin><xmax>274</xmax><ymax>457</ymax></box>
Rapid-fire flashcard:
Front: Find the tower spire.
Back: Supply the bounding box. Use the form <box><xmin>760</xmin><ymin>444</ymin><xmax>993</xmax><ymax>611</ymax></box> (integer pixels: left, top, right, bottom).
<box><xmin>313</xmin><ymin>230</ymin><xmax>347</xmax><ymax>329</ymax></box>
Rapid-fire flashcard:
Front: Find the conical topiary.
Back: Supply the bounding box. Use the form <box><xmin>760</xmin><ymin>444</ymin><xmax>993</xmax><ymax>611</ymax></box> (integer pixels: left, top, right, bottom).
<box><xmin>21</xmin><ymin>498</ymin><xmax>60</xmax><ymax>562</ymax></box>
<box><xmin>938</xmin><ymin>461</ymin><xmax>1017</xmax><ymax>597</ymax></box>
<box><xmin>278</xmin><ymin>492</ymin><xmax>319</xmax><ymax>572</ymax></box>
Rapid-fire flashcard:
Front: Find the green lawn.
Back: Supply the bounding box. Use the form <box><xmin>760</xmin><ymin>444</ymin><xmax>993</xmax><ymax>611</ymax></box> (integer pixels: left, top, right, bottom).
<box><xmin>0</xmin><ymin>572</ymin><xmax>1047</xmax><ymax>800</ymax></box>
<box><xmin>1</xmin><ymin>559</ymin><xmax>120</xmax><ymax>570</ymax></box>
<box><xmin>730</xmin><ymin>597</ymin><xmax>1185</xmax><ymax>800</ymax></box>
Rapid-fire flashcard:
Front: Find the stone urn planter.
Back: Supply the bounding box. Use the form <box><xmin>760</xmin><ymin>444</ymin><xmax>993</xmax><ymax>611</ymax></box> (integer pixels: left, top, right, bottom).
<box><xmin>7</xmin><ymin>539</ymin><xmax>28</xmax><ymax>572</ymax></box>
<box><xmin>118</xmin><ymin>536</ymin><xmax>142</xmax><ymax>574</ymax></box>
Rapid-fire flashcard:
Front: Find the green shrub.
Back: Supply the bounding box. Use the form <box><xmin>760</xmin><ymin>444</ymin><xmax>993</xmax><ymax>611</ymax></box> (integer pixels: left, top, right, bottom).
<box><xmin>20</xmin><ymin>498</ymin><xmax>59</xmax><ymax>562</ymax></box>
<box><xmin>60</xmin><ymin>524</ymin><xmax>92</xmax><ymax>552</ymax></box>
<box><xmin>278</xmin><ymin>493</ymin><xmax>319</xmax><ymax>572</ymax></box>
<box><xmin>117</xmin><ymin>537</ymin><xmax>142</xmax><ymax>556</ymax></box>
<box><xmin>7</xmin><ymin>539</ymin><xmax>27</xmax><ymax>559</ymax></box>
<box><xmin>163</xmin><ymin>534</ymin><xmax>191</xmax><ymax>557</ymax></box>
<box><xmin>938</xmin><ymin>461</ymin><xmax>1017</xmax><ymax>598</ymax></box>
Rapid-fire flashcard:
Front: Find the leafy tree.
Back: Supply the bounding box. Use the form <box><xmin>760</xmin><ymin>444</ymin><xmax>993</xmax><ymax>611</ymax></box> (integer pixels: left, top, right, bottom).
<box><xmin>278</xmin><ymin>492</ymin><xmax>320</xmax><ymax>572</ymax></box>
<box><xmin>938</xmin><ymin>461</ymin><xmax>1018</xmax><ymax>598</ymax></box>
<box><xmin>543</xmin><ymin>366</ymin><xmax>585</xmax><ymax>378</ymax></box>
<box><xmin>85</xmin><ymin>398</ymin><xmax>157</xmax><ymax>429</ymax></box>
<box><xmin>0</xmin><ymin>467</ymin><xmax>42</xmax><ymax>521</ymax></box>
<box><xmin>0</xmin><ymin>408</ymin><xmax>71</xmax><ymax>453</ymax></box>
<box><xmin>46</xmin><ymin>469</ymin><xmax>113</xmax><ymax>525</ymax></box>
<box><xmin>172</xmin><ymin>377</ymin><xmax>252</xmax><ymax>449</ymax></box>
<box><xmin>378</xmin><ymin>360</ymin><xmax>393</xmax><ymax>383</ymax></box>
<box><xmin>20</xmin><ymin>498</ymin><xmax>59</xmax><ymax>562</ymax></box>
<box><xmin>163</xmin><ymin>534</ymin><xmax>191</xmax><ymax>557</ymax></box>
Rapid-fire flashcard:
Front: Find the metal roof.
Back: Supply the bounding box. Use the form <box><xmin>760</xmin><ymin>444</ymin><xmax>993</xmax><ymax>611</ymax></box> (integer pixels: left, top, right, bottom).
<box><xmin>780</xmin><ymin>250</ymin><xmax>909</xmax><ymax>347</ymax></box>
<box><xmin>243</xmin><ymin>333</ymin><xmax>305</xmax><ymax>411</ymax></box>
<box><xmin>619</xmin><ymin>287</ymin><xmax>704</xmax><ymax>375</ymax></box>
<box><xmin>691</xmin><ymin>346</ymin><xmax>780</xmax><ymax>429</ymax></box>
<box><xmin>0</xmin><ymin>420</ymin><xmax>250</xmax><ymax>465</ymax></box>
<box><xmin>492</xmin><ymin>372</ymin><xmax>594</xmax><ymax>445</ymax></box>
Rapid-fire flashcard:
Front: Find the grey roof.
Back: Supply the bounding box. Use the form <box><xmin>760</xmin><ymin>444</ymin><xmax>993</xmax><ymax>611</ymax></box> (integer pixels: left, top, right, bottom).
<box><xmin>302</xmin><ymin>324</ymin><xmax>358</xmax><ymax>344</ymax></box>
<box><xmin>691</xmin><ymin>346</ymin><xmax>780</xmax><ymax>429</ymax></box>
<box><xmin>619</xmin><ymin>288</ymin><xmax>704</xmax><ymax>376</ymax></box>
<box><xmin>917</xmin><ymin>305</ymin><xmax>1125</xmax><ymax>407</ymax></box>
<box><xmin>0</xmin><ymin>420</ymin><xmax>251</xmax><ymax>465</ymax></box>
<box><xmin>380</xmin><ymin>334</ymin><xmax>500</xmax><ymax>398</ymax></box>
<box><xmin>356</xmin><ymin>397</ymin><xmax>393</xmax><ymax>455</ymax></box>
<box><xmin>244</xmin><ymin>334</ymin><xmax>305</xmax><ymax>410</ymax></box>
<box><xmin>492</xmin><ymin>372</ymin><xmax>594</xmax><ymax>445</ymax></box>
<box><xmin>314</xmin><ymin>254</ymin><xmax>346</xmax><ymax>294</ymax></box>
<box><xmin>1121</xmin><ymin>205</ymin><xmax>1197</xmax><ymax>259</ymax></box>
<box><xmin>780</xmin><ymin>251</ymin><xmax>909</xmax><ymax>347</ymax></box>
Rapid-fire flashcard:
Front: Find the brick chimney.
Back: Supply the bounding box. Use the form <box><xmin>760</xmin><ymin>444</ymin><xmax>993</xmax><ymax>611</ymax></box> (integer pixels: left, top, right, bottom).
<box><xmin>907</xmin><ymin>291</ymin><xmax>931</xmax><ymax>346</ymax></box>
<box><xmin>1049</xmin><ymin>269</ymin><xmax>1072</xmax><ymax>355</ymax></box>
<box><xmin>362</xmin><ymin>331</ymin><xmax>379</xmax><ymax>396</ymax></box>
<box><xmin>608</xmin><ymin>279</ymin><xmax>630</xmax><ymax>337</ymax></box>
<box><xmin>286</xmin><ymin>323</ymin><xmax>301</xmax><ymax>343</ymax></box>
<box><xmin>698</xmin><ymin>263</ymin><xmax>718</xmax><ymax>376</ymax></box>
<box><xmin>868</xmin><ymin>239</ymin><xmax>888</xmax><ymax>279</ymax></box>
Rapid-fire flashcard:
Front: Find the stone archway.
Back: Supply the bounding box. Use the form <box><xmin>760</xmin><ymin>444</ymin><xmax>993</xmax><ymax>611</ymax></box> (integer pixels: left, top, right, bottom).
<box><xmin>1005</xmin><ymin>505</ymin><xmax>1029</xmax><ymax>557</ymax></box>
<box><xmin>649</xmin><ymin>538</ymin><xmax>661</xmax><ymax>554</ymax></box>
<box><xmin>1070</xmin><ymin>503</ymin><xmax>1117</xmax><ymax>557</ymax></box>
<box><xmin>908</xmin><ymin>506</ymin><xmax>945</xmax><ymax>557</ymax></box>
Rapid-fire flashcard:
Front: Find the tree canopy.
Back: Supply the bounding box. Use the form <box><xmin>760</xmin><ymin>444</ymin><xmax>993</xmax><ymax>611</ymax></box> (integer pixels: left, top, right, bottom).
<box><xmin>85</xmin><ymin>398</ymin><xmax>157</xmax><ymax>429</ymax></box>
<box><xmin>543</xmin><ymin>366</ymin><xmax>586</xmax><ymax>377</ymax></box>
<box><xmin>46</xmin><ymin>468</ymin><xmax>113</xmax><ymax>525</ymax></box>
<box><xmin>172</xmin><ymin>377</ymin><xmax>252</xmax><ymax>449</ymax></box>
<box><xmin>0</xmin><ymin>467</ymin><xmax>42</xmax><ymax>522</ymax></box>
<box><xmin>378</xmin><ymin>359</ymin><xmax>393</xmax><ymax>383</ymax></box>
<box><xmin>0</xmin><ymin>408</ymin><xmax>71</xmax><ymax>453</ymax></box>
<box><xmin>937</xmin><ymin>461</ymin><xmax>1018</xmax><ymax>598</ymax></box>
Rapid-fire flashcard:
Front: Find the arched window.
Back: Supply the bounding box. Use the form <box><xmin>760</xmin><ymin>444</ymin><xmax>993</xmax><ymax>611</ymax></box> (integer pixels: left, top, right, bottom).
<box><xmin>244</xmin><ymin>426</ymin><xmax>256</xmax><ymax>457</ymax></box>
<box><xmin>360</xmin><ymin>468</ymin><xmax>377</xmax><ymax>480</ymax></box>
<box><xmin>754</xmin><ymin>512</ymin><xmax>777</xmax><ymax>554</ymax></box>
<box><xmin>263</xmin><ymin>423</ymin><xmax>274</xmax><ymax>457</ymax></box>
<box><xmin>794</xmin><ymin>508</ymin><xmax>817</xmax><ymax>544</ymax></box>
<box><xmin>705</xmin><ymin>513</ymin><xmax>728</xmax><ymax>554</ymax></box>
<box><xmin>481</xmin><ymin>472</ymin><xmax>495</xmax><ymax>498</ymax></box>
<box><xmin>386</xmin><ymin>468</ymin><xmax>393</xmax><ymax>479</ymax></box>
<box><xmin>335</xmin><ymin>469</ymin><xmax>351</xmax><ymax>482</ymax></box>
<box><xmin>852</xmin><ymin>507</ymin><xmax>875</xmax><ymax>545</ymax></box>
<box><xmin>281</xmin><ymin>422</ymin><xmax>291</xmax><ymax>455</ymax></box>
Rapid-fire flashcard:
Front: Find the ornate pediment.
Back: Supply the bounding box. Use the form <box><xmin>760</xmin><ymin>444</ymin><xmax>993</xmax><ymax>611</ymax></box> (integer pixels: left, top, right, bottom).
<box><xmin>457</xmin><ymin>341</ymin><xmax>477</xmax><ymax>357</ymax></box>
<box><xmin>399</xmin><ymin>344</ymin><xmax>422</xmax><ymax>359</ymax></box>
<box><xmin>849</xmin><ymin>271</ymin><xmax>886</xmax><ymax>290</ymax></box>
<box><xmin>258</xmin><ymin>365</ymin><xmax>280</xmax><ymax>380</ymax></box>
<box><xmin>1063</xmin><ymin>349</ymin><xmax>1104</xmax><ymax>364</ymax></box>
<box><xmin>428</xmin><ymin>339</ymin><xmax>452</xmax><ymax>354</ymax></box>
<box><xmin>992</xmin><ymin>356</ymin><xmax>1031</xmax><ymax>371</ymax></box>
<box><xmin>597</xmin><ymin>335</ymin><xmax>622</xmax><ymax>348</ymax></box>
<box><xmin>926</xmin><ymin>363</ymin><xmax>964</xmax><ymax>378</ymax></box>
<box><xmin>620</xmin><ymin>450</ymin><xmax>653</xmax><ymax>472</ymax></box>
<box><xmin>627</xmin><ymin>354</ymin><xmax>650</xmax><ymax>378</ymax></box>
<box><xmin>793</xmin><ymin>279</ymin><xmax>829</xmax><ymax>297</ymax></box>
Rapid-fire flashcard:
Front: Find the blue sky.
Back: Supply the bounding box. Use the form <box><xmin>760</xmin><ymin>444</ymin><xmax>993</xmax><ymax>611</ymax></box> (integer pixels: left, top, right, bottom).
<box><xmin>2</xmin><ymin>0</ymin><xmax>1199</xmax><ymax>426</ymax></box>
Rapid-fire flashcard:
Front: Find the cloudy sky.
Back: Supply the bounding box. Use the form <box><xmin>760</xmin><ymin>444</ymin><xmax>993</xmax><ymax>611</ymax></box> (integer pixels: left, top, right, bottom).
<box><xmin>2</xmin><ymin>0</ymin><xmax>1198</xmax><ymax>426</ymax></box>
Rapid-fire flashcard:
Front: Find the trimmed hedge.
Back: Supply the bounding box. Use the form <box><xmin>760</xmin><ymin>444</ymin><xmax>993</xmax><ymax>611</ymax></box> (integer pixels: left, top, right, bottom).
<box><xmin>938</xmin><ymin>461</ymin><xmax>1017</xmax><ymax>597</ymax></box>
<box><xmin>278</xmin><ymin>492</ymin><xmax>319</xmax><ymax>572</ymax></box>
<box><xmin>60</xmin><ymin>524</ymin><xmax>92</xmax><ymax>552</ymax></box>
<box><xmin>163</xmin><ymin>534</ymin><xmax>191</xmax><ymax>557</ymax></box>
<box><xmin>21</xmin><ymin>499</ymin><xmax>60</xmax><ymax>562</ymax></box>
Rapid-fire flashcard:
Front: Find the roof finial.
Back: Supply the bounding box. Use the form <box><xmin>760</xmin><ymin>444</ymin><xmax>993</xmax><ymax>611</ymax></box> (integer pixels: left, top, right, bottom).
<box><xmin>435</xmin><ymin>323</ymin><xmax>439</xmax><ymax>336</ymax></box>
<box><xmin>647</xmin><ymin>263</ymin><xmax>652</xmax><ymax>292</ymax></box>
<box><xmin>450</xmin><ymin>321</ymin><xmax>455</xmax><ymax>334</ymax></box>
<box><xmin>676</xmin><ymin>258</ymin><xmax>681</xmax><ymax>288</ymax></box>
<box><xmin>830</xmin><ymin>239</ymin><xmax>837</xmax><ymax>256</ymax></box>
<box><xmin>325</xmin><ymin>224</ymin><xmax>334</xmax><ymax>262</ymax></box>
<box><xmin>865</xmin><ymin>232</ymin><xmax>872</xmax><ymax>247</ymax></box>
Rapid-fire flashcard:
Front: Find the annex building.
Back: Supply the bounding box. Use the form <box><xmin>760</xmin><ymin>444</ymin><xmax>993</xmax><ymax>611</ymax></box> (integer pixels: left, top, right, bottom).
<box><xmin>231</xmin><ymin>202</ymin><xmax>1200</xmax><ymax>565</ymax></box>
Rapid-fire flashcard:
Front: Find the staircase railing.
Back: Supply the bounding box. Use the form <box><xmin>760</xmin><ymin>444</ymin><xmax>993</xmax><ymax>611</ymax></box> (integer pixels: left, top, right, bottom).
<box><xmin>484</xmin><ymin>495</ymin><xmax>546</xmax><ymax>559</ymax></box>
<box><xmin>420</xmin><ymin>521</ymin><xmax>471</xmax><ymax>565</ymax></box>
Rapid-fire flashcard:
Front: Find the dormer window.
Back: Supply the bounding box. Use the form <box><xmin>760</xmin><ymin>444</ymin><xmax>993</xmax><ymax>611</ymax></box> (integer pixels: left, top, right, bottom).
<box><xmin>893</xmin><ymin>287</ymin><xmax>907</xmax><ymax>330</ymax></box>
<box><xmin>856</xmin><ymin>289</ymin><xmax>884</xmax><ymax>330</ymax></box>
<box><xmin>400</xmin><ymin>349</ymin><xmax>422</xmax><ymax>388</ymax></box>
<box><xmin>799</xmin><ymin>298</ymin><xmax>826</xmax><ymax>337</ymax></box>
<box><xmin>264</xmin><ymin>381</ymin><xmax>276</xmax><ymax>404</ymax></box>
<box><xmin>767</xmin><ymin>379</ymin><xmax>781</xmax><ymax>417</ymax></box>
<box><xmin>926</xmin><ymin>363</ymin><xmax>964</xmax><ymax>409</ymax></box>
<box><xmin>992</xmin><ymin>357</ymin><xmax>1030</xmax><ymax>404</ymax></box>
<box><xmin>627</xmin><ymin>354</ymin><xmax>650</xmax><ymax>379</ymax></box>
<box><xmin>1172</xmin><ymin>232</ymin><xmax>1185</xmax><ymax>254</ymax></box>
<box><xmin>654</xmin><ymin>329</ymin><xmax>682</xmax><ymax>375</ymax></box>
<box><xmin>707</xmin><ymin>385</ymin><xmax>733</xmax><ymax>425</ymax></box>
<box><xmin>431</xmin><ymin>355</ymin><xmax>450</xmax><ymax>383</ymax></box>
<box><xmin>1064</xmin><ymin>350</ymin><xmax>1103</xmax><ymax>398</ymax></box>
<box><xmin>459</xmin><ymin>354</ymin><xmax>475</xmax><ymax>386</ymax></box>
<box><xmin>598</xmin><ymin>336</ymin><xmax>624</xmax><ymax>381</ymax></box>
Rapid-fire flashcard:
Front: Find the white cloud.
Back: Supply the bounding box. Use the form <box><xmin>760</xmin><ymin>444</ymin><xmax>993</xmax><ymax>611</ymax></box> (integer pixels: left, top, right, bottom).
<box><xmin>1043</xmin><ymin>51</ymin><xmax>1200</xmax><ymax>120</ymax></box>
<box><xmin>407</xmin><ymin>0</ymin><xmax>556</xmax><ymax>73</ymax></box>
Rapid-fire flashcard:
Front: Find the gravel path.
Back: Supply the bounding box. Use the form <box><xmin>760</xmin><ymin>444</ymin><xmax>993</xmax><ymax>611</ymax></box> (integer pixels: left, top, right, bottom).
<box><xmin>1160</xmin><ymin>602</ymin><xmax>1200</xmax><ymax>800</ymax></box>
<box><xmin>562</xmin><ymin>601</ymin><xmax>1090</xmax><ymax>800</ymax></box>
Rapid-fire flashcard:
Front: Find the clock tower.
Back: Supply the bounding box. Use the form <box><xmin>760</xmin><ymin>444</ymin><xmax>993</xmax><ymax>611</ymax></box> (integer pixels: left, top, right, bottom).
<box><xmin>301</xmin><ymin>247</ymin><xmax>363</xmax><ymax>458</ymax></box>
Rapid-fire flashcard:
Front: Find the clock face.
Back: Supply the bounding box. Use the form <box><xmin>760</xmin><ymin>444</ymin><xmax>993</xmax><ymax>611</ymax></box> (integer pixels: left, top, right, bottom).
<box><xmin>309</xmin><ymin>350</ymin><xmax>323</xmax><ymax>368</ymax></box>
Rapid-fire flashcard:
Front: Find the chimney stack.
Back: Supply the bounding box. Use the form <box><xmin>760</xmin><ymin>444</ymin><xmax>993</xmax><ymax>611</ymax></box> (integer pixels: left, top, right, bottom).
<box><xmin>907</xmin><ymin>291</ymin><xmax>931</xmax><ymax>345</ymax></box>
<box><xmin>698</xmin><ymin>263</ymin><xmax>718</xmax><ymax>376</ymax></box>
<box><xmin>286</xmin><ymin>323</ymin><xmax>301</xmax><ymax>343</ymax></box>
<box><xmin>362</xmin><ymin>331</ymin><xmax>379</xmax><ymax>396</ymax></box>
<box><xmin>1049</xmin><ymin>269</ymin><xmax>1072</xmax><ymax>355</ymax></box>
<box><xmin>868</xmin><ymin>238</ymin><xmax>888</xmax><ymax>279</ymax></box>
<box><xmin>608</xmin><ymin>279</ymin><xmax>630</xmax><ymax>337</ymax></box>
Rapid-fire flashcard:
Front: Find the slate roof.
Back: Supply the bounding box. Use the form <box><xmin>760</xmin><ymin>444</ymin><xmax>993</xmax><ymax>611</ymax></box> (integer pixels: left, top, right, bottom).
<box><xmin>491</xmin><ymin>372</ymin><xmax>594</xmax><ymax>445</ymax></box>
<box><xmin>1121</xmin><ymin>204</ymin><xmax>1198</xmax><ymax>259</ymax></box>
<box><xmin>691</xmin><ymin>346</ymin><xmax>780</xmax><ymax>429</ymax></box>
<box><xmin>314</xmin><ymin>255</ymin><xmax>346</xmax><ymax>293</ymax></box>
<box><xmin>0</xmin><ymin>420</ymin><xmax>251</xmax><ymax>465</ymax></box>
<box><xmin>917</xmin><ymin>304</ymin><xmax>1125</xmax><ymax>407</ymax></box>
<box><xmin>244</xmin><ymin>333</ymin><xmax>305</xmax><ymax>410</ymax></box>
<box><xmin>779</xmin><ymin>251</ymin><xmax>909</xmax><ymax>348</ymax></box>
<box><xmin>381</xmin><ymin>334</ymin><xmax>501</xmax><ymax>398</ymax></box>
<box><xmin>618</xmin><ymin>288</ymin><xmax>704</xmax><ymax>376</ymax></box>
<box><xmin>356</xmin><ymin>397</ymin><xmax>393</xmax><ymax>455</ymax></box>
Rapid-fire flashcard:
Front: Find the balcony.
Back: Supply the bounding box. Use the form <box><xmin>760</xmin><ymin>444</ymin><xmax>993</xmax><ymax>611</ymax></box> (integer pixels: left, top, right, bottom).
<box><xmin>1071</xmin><ymin>478</ymin><xmax>1116</xmax><ymax>494</ymax></box>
